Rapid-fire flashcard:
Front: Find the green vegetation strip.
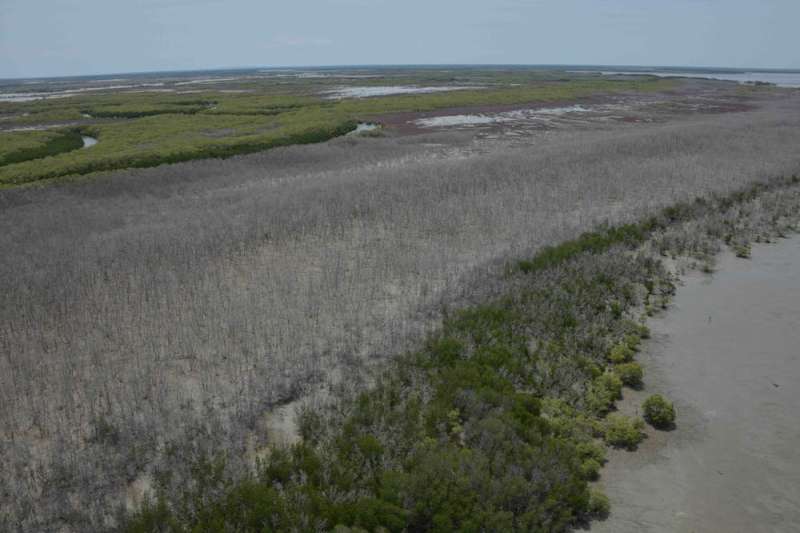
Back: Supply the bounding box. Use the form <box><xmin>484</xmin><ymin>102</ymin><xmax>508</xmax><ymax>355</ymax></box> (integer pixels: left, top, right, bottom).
<box><xmin>0</xmin><ymin>78</ymin><xmax>673</xmax><ymax>187</ymax></box>
<box><xmin>124</xmin><ymin>176</ymin><xmax>800</xmax><ymax>532</ymax></box>
<box><xmin>0</xmin><ymin>116</ymin><xmax>357</xmax><ymax>186</ymax></box>
<box><xmin>0</xmin><ymin>129</ymin><xmax>84</xmax><ymax>167</ymax></box>
<box><xmin>516</xmin><ymin>222</ymin><xmax>652</xmax><ymax>274</ymax></box>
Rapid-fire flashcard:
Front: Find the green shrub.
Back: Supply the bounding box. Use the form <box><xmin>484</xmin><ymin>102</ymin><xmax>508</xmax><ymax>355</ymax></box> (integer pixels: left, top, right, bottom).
<box><xmin>623</xmin><ymin>333</ymin><xmax>641</xmax><ymax>352</ymax></box>
<box><xmin>603</xmin><ymin>414</ymin><xmax>644</xmax><ymax>449</ymax></box>
<box><xmin>587</xmin><ymin>489</ymin><xmax>610</xmax><ymax>518</ymax></box>
<box><xmin>615</xmin><ymin>362</ymin><xmax>643</xmax><ymax>388</ymax></box>
<box><xmin>733</xmin><ymin>243</ymin><xmax>751</xmax><ymax>258</ymax></box>
<box><xmin>607</xmin><ymin>343</ymin><xmax>634</xmax><ymax>364</ymax></box>
<box><xmin>586</xmin><ymin>373</ymin><xmax>623</xmax><ymax>415</ymax></box>
<box><xmin>575</xmin><ymin>441</ymin><xmax>606</xmax><ymax>464</ymax></box>
<box><xmin>598</xmin><ymin>372</ymin><xmax>623</xmax><ymax>400</ymax></box>
<box><xmin>623</xmin><ymin>319</ymin><xmax>650</xmax><ymax>339</ymax></box>
<box><xmin>580</xmin><ymin>459</ymin><xmax>602</xmax><ymax>480</ymax></box>
<box><xmin>542</xmin><ymin>399</ymin><xmax>602</xmax><ymax>442</ymax></box>
<box><xmin>642</xmin><ymin>394</ymin><xmax>675</xmax><ymax>429</ymax></box>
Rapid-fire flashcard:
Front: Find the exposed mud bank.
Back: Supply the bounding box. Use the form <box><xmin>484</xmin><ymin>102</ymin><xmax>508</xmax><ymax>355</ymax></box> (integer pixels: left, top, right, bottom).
<box><xmin>372</xmin><ymin>80</ymin><xmax>757</xmax><ymax>136</ymax></box>
<box><xmin>593</xmin><ymin>235</ymin><xmax>800</xmax><ymax>532</ymax></box>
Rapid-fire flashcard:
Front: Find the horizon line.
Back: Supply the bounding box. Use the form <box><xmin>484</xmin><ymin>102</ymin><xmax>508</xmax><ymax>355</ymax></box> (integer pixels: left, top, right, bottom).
<box><xmin>3</xmin><ymin>62</ymin><xmax>800</xmax><ymax>83</ymax></box>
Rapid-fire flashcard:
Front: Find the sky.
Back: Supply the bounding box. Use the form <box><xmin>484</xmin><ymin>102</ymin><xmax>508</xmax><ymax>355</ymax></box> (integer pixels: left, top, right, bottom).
<box><xmin>1</xmin><ymin>0</ymin><xmax>798</xmax><ymax>79</ymax></box>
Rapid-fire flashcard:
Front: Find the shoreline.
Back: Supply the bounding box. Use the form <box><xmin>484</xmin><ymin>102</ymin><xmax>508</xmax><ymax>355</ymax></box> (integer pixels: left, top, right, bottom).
<box><xmin>593</xmin><ymin>235</ymin><xmax>800</xmax><ymax>532</ymax></box>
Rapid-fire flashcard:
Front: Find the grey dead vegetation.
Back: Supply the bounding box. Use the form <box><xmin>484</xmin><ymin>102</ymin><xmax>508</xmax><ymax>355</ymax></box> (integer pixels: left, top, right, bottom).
<box><xmin>1</xmin><ymin>96</ymin><xmax>800</xmax><ymax>531</ymax></box>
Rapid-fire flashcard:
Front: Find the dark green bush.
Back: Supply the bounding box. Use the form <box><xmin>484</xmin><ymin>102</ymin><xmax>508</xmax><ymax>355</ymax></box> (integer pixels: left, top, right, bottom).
<box><xmin>623</xmin><ymin>333</ymin><xmax>641</xmax><ymax>352</ymax></box>
<box><xmin>586</xmin><ymin>373</ymin><xmax>623</xmax><ymax>415</ymax></box>
<box><xmin>615</xmin><ymin>362</ymin><xmax>644</xmax><ymax>388</ymax></box>
<box><xmin>642</xmin><ymin>394</ymin><xmax>675</xmax><ymax>429</ymax></box>
<box><xmin>587</xmin><ymin>489</ymin><xmax>610</xmax><ymax>518</ymax></box>
<box><xmin>580</xmin><ymin>458</ymin><xmax>602</xmax><ymax>480</ymax></box>
<box><xmin>575</xmin><ymin>441</ymin><xmax>606</xmax><ymax>464</ymax></box>
<box><xmin>603</xmin><ymin>414</ymin><xmax>644</xmax><ymax>449</ymax></box>
<box><xmin>597</xmin><ymin>373</ymin><xmax>623</xmax><ymax>400</ymax></box>
<box><xmin>608</xmin><ymin>343</ymin><xmax>634</xmax><ymax>364</ymax></box>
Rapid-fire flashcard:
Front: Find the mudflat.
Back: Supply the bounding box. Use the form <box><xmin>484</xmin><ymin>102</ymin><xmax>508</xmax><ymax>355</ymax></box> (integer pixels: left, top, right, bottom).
<box><xmin>594</xmin><ymin>235</ymin><xmax>800</xmax><ymax>532</ymax></box>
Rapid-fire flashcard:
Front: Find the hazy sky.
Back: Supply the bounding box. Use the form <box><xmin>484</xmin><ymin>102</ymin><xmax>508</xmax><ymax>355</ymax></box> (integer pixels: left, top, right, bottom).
<box><xmin>1</xmin><ymin>0</ymin><xmax>798</xmax><ymax>79</ymax></box>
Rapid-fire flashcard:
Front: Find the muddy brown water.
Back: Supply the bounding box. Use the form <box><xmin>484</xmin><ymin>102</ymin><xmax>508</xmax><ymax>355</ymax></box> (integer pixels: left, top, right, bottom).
<box><xmin>592</xmin><ymin>235</ymin><xmax>800</xmax><ymax>533</ymax></box>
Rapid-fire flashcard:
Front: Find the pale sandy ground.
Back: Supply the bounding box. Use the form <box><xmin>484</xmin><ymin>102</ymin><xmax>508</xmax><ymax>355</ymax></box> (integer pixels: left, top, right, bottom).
<box><xmin>592</xmin><ymin>235</ymin><xmax>800</xmax><ymax>533</ymax></box>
